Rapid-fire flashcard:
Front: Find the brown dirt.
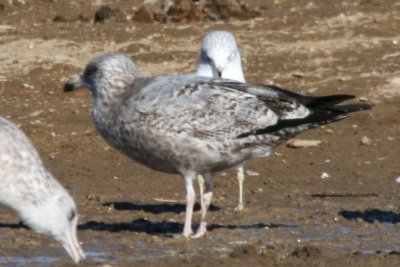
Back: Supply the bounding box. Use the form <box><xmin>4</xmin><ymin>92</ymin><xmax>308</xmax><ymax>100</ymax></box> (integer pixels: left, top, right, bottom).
<box><xmin>0</xmin><ymin>0</ymin><xmax>400</xmax><ymax>266</ymax></box>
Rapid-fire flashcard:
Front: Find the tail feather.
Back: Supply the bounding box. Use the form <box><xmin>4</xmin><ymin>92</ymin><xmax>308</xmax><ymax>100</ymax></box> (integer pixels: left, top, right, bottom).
<box><xmin>260</xmin><ymin>84</ymin><xmax>355</xmax><ymax>108</ymax></box>
<box><xmin>330</xmin><ymin>103</ymin><xmax>374</xmax><ymax>113</ymax></box>
<box><xmin>265</xmin><ymin>85</ymin><xmax>358</xmax><ymax>109</ymax></box>
<box><xmin>237</xmin><ymin>102</ymin><xmax>373</xmax><ymax>139</ymax></box>
<box><xmin>215</xmin><ymin>80</ymin><xmax>374</xmax><ymax>140</ymax></box>
<box><xmin>237</xmin><ymin>109</ymin><xmax>348</xmax><ymax>139</ymax></box>
<box><xmin>218</xmin><ymin>82</ymin><xmax>357</xmax><ymax>109</ymax></box>
<box><xmin>301</xmin><ymin>94</ymin><xmax>355</xmax><ymax>109</ymax></box>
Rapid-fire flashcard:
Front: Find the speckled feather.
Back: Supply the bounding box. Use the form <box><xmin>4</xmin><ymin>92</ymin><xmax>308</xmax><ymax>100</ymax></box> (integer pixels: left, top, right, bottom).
<box><xmin>95</xmin><ymin>77</ymin><xmax>283</xmax><ymax>174</ymax></box>
<box><xmin>73</xmin><ymin>52</ymin><xmax>372</xmax><ymax>237</ymax></box>
<box><xmin>0</xmin><ymin>118</ymin><xmax>61</xmax><ymax>206</ymax></box>
<box><xmin>0</xmin><ymin>117</ymin><xmax>85</xmax><ymax>263</ymax></box>
<box><xmin>80</xmin><ymin>53</ymin><xmax>367</xmax><ymax>176</ymax></box>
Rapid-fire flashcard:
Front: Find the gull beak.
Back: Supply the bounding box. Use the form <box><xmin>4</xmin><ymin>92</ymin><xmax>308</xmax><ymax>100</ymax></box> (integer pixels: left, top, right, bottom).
<box><xmin>61</xmin><ymin>227</ymin><xmax>86</xmax><ymax>263</ymax></box>
<box><xmin>63</xmin><ymin>74</ymin><xmax>85</xmax><ymax>92</ymax></box>
<box><xmin>216</xmin><ymin>66</ymin><xmax>223</xmax><ymax>78</ymax></box>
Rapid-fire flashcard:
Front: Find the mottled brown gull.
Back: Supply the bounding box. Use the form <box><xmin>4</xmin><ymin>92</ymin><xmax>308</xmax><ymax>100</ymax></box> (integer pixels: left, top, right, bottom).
<box><xmin>196</xmin><ymin>30</ymin><xmax>247</xmax><ymax>211</ymax></box>
<box><xmin>0</xmin><ymin>117</ymin><xmax>85</xmax><ymax>263</ymax></box>
<box><xmin>64</xmin><ymin>52</ymin><xmax>372</xmax><ymax>238</ymax></box>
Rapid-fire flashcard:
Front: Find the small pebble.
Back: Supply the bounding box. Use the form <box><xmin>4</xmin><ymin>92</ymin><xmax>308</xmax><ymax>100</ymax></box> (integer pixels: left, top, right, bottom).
<box><xmin>287</xmin><ymin>139</ymin><xmax>321</xmax><ymax>148</ymax></box>
<box><xmin>320</xmin><ymin>172</ymin><xmax>330</xmax><ymax>179</ymax></box>
<box><xmin>246</xmin><ymin>170</ymin><xmax>259</xmax><ymax>176</ymax></box>
<box><xmin>325</xmin><ymin>129</ymin><xmax>334</xmax><ymax>134</ymax></box>
<box><xmin>361</xmin><ymin>136</ymin><xmax>373</xmax><ymax>145</ymax></box>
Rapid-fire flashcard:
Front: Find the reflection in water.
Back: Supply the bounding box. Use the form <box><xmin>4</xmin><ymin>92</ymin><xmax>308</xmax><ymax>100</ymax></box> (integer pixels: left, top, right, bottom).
<box><xmin>2</xmin><ymin>209</ymin><xmax>400</xmax><ymax>265</ymax></box>
<box><xmin>78</xmin><ymin>217</ymin><xmax>291</xmax><ymax>234</ymax></box>
<box><xmin>0</xmin><ymin>255</ymin><xmax>58</xmax><ymax>267</ymax></box>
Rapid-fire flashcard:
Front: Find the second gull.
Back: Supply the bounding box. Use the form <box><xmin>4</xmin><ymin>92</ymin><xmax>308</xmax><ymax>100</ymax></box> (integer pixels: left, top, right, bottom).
<box><xmin>65</xmin><ymin>52</ymin><xmax>373</xmax><ymax>238</ymax></box>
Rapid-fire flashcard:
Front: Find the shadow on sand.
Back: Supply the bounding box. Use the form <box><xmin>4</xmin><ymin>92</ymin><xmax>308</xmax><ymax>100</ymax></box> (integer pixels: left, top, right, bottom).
<box><xmin>102</xmin><ymin>201</ymin><xmax>221</xmax><ymax>214</ymax></box>
<box><xmin>78</xmin><ymin>218</ymin><xmax>296</xmax><ymax>235</ymax></box>
<box><xmin>339</xmin><ymin>209</ymin><xmax>400</xmax><ymax>224</ymax></box>
<box><xmin>0</xmin><ymin>222</ymin><xmax>29</xmax><ymax>229</ymax></box>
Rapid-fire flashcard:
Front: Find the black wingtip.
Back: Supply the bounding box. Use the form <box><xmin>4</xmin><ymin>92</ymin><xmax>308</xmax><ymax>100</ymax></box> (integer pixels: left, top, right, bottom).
<box><xmin>237</xmin><ymin>109</ymin><xmax>348</xmax><ymax>139</ymax></box>
<box><xmin>331</xmin><ymin>103</ymin><xmax>375</xmax><ymax>113</ymax></box>
<box><xmin>302</xmin><ymin>94</ymin><xmax>355</xmax><ymax>109</ymax></box>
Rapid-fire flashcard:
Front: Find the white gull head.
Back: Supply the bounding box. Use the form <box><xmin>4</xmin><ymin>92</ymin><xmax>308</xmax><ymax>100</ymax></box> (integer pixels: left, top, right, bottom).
<box><xmin>0</xmin><ymin>117</ymin><xmax>85</xmax><ymax>263</ymax></box>
<box><xmin>196</xmin><ymin>31</ymin><xmax>245</xmax><ymax>82</ymax></box>
<box><xmin>19</xmin><ymin>184</ymin><xmax>85</xmax><ymax>263</ymax></box>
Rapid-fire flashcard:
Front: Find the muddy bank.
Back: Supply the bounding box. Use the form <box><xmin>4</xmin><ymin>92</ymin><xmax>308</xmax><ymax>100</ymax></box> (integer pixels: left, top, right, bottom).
<box><xmin>0</xmin><ymin>0</ymin><xmax>400</xmax><ymax>266</ymax></box>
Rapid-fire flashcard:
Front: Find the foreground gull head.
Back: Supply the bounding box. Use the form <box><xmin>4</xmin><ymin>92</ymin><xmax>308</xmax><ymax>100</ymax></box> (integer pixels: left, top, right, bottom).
<box><xmin>0</xmin><ymin>117</ymin><xmax>85</xmax><ymax>263</ymax></box>
<box><xmin>66</xmin><ymin>52</ymin><xmax>373</xmax><ymax>238</ymax></box>
<box><xmin>196</xmin><ymin>31</ymin><xmax>245</xmax><ymax>82</ymax></box>
<box><xmin>196</xmin><ymin>30</ymin><xmax>247</xmax><ymax>211</ymax></box>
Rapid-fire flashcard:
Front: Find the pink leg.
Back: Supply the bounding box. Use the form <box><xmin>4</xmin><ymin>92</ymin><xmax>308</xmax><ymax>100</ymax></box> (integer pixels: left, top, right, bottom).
<box><xmin>234</xmin><ymin>164</ymin><xmax>245</xmax><ymax>211</ymax></box>
<box><xmin>193</xmin><ymin>173</ymin><xmax>213</xmax><ymax>238</ymax></box>
<box><xmin>183</xmin><ymin>173</ymin><xmax>196</xmax><ymax>237</ymax></box>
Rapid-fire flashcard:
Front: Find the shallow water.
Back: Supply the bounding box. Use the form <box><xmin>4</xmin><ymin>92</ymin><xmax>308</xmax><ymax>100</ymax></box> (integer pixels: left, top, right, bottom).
<box><xmin>0</xmin><ymin>255</ymin><xmax>59</xmax><ymax>267</ymax></box>
<box><xmin>2</xmin><ymin>218</ymin><xmax>400</xmax><ymax>266</ymax></box>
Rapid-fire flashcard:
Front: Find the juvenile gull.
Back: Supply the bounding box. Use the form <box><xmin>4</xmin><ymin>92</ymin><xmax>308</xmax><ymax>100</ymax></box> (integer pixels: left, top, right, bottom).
<box><xmin>196</xmin><ymin>30</ymin><xmax>247</xmax><ymax>211</ymax></box>
<box><xmin>0</xmin><ymin>117</ymin><xmax>85</xmax><ymax>263</ymax></box>
<box><xmin>65</xmin><ymin>52</ymin><xmax>372</xmax><ymax>238</ymax></box>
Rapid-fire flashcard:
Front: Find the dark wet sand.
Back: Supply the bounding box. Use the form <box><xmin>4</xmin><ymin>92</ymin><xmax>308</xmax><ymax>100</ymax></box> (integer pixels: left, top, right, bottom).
<box><xmin>0</xmin><ymin>0</ymin><xmax>399</xmax><ymax>266</ymax></box>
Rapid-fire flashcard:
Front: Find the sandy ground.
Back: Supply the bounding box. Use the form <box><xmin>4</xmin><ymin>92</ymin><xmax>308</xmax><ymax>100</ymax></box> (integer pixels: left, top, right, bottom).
<box><xmin>0</xmin><ymin>0</ymin><xmax>400</xmax><ymax>266</ymax></box>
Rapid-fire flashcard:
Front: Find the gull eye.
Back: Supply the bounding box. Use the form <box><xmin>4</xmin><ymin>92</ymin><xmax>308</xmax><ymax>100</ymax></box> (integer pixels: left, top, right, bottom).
<box><xmin>84</xmin><ymin>65</ymin><xmax>98</xmax><ymax>78</ymax></box>
<box><xmin>68</xmin><ymin>209</ymin><xmax>76</xmax><ymax>222</ymax></box>
<box><xmin>228</xmin><ymin>51</ymin><xmax>236</xmax><ymax>61</ymax></box>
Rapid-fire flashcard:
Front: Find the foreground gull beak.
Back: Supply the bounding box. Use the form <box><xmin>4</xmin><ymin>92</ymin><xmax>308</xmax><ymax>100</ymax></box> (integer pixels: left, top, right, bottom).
<box><xmin>64</xmin><ymin>74</ymin><xmax>84</xmax><ymax>92</ymax></box>
<box><xmin>61</xmin><ymin>227</ymin><xmax>86</xmax><ymax>263</ymax></box>
<box><xmin>216</xmin><ymin>65</ymin><xmax>224</xmax><ymax>78</ymax></box>
<box><xmin>217</xmin><ymin>68</ymin><xmax>223</xmax><ymax>78</ymax></box>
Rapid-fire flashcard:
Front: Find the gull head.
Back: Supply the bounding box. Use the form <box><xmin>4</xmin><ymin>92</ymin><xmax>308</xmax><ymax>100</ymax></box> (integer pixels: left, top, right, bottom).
<box><xmin>196</xmin><ymin>31</ymin><xmax>245</xmax><ymax>82</ymax></box>
<box><xmin>64</xmin><ymin>53</ymin><xmax>140</xmax><ymax>99</ymax></box>
<box><xmin>19</xmin><ymin>180</ymin><xmax>85</xmax><ymax>263</ymax></box>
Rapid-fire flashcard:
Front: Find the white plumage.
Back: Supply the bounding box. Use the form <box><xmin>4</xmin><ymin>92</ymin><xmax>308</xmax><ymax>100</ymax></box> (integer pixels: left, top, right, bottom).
<box><xmin>197</xmin><ymin>31</ymin><xmax>245</xmax><ymax>83</ymax></box>
<box><xmin>196</xmin><ymin>30</ymin><xmax>247</xmax><ymax>210</ymax></box>
<box><xmin>0</xmin><ymin>117</ymin><xmax>85</xmax><ymax>263</ymax></box>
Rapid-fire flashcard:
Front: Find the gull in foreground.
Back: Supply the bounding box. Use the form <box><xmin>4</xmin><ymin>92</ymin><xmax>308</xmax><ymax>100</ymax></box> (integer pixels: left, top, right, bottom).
<box><xmin>196</xmin><ymin>30</ymin><xmax>247</xmax><ymax>211</ymax></box>
<box><xmin>64</xmin><ymin>52</ymin><xmax>372</xmax><ymax>238</ymax></box>
<box><xmin>0</xmin><ymin>117</ymin><xmax>85</xmax><ymax>263</ymax></box>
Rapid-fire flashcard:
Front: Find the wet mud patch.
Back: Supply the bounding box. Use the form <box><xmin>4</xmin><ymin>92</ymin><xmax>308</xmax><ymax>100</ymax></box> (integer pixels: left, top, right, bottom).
<box><xmin>1</xmin><ymin>0</ymin><xmax>400</xmax><ymax>266</ymax></box>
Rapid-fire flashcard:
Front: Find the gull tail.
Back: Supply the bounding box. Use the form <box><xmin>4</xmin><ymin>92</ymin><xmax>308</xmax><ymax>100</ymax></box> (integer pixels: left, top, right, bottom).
<box><xmin>237</xmin><ymin>98</ymin><xmax>374</xmax><ymax>139</ymax></box>
<box><xmin>300</xmin><ymin>94</ymin><xmax>354</xmax><ymax>108</ymax></box>
<box><xmin>218</xmin><ymin>81</ymin><xmax>374</xmax><ymax>139</ymax></box>
<box><xmin>330</xmin><ymin>103</ymin><xmax>374</xmax><ymax>113</ymax></box>
<box><xmin>237</xmin><ymin>108</ymin><xmax>348</xmax><ymax>139</ymax></box>
<box><xmin>216</xmin><ymin>82</ymin><xmax>371</xmax><ymax>111</ymax></box>
<box><xmin>257</xmin><ymin>84</ymin><xmax>357</xmax><ymax>108</ymax></box>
